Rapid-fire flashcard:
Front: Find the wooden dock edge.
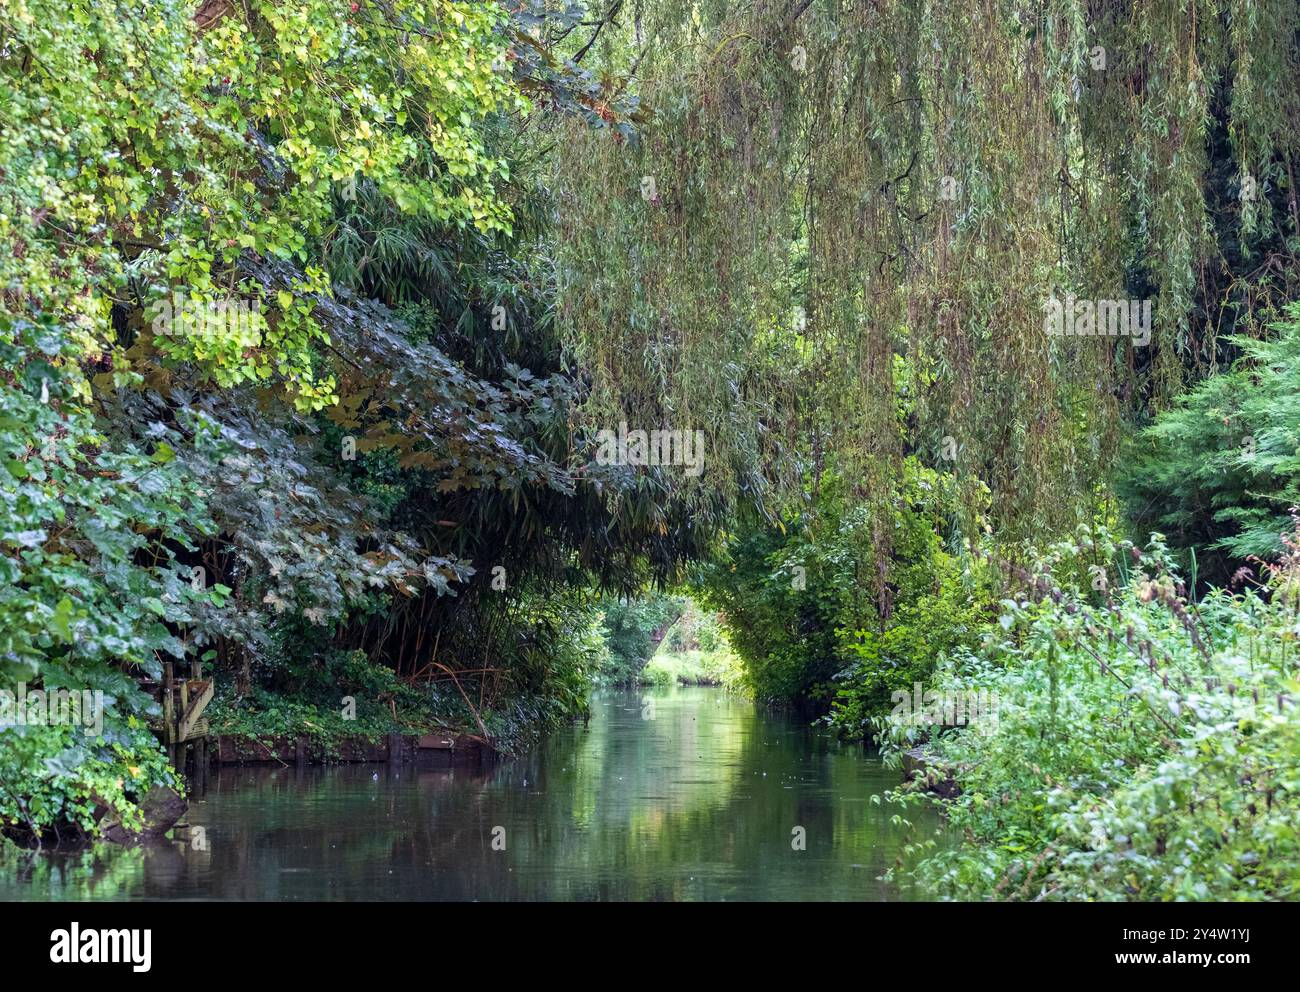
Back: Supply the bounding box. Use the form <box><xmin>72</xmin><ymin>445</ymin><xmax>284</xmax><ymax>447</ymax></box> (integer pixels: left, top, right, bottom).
<box><xmin>209</xmin><ymin>731</ymin><xmax>495</xmax><ymax>766</ymax></box>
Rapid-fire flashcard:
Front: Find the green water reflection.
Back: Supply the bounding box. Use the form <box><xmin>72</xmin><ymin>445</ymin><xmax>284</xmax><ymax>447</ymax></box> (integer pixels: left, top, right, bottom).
<box><xmin>0</xmin><ymin>687</ymin><xmax>943</xmax><ymax>901</ymax></box>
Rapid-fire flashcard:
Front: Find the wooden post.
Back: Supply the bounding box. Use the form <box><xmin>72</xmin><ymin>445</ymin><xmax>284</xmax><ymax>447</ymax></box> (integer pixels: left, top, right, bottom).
<box><xmin>295</xmin><ymin>736</ymin><xmax>307</xmax><ymax>769</ymax></box>
<box><xmin>162</xmin><ymin>662</ymin><xmax>174</xmax><ymax>743</ymax></box>
<box><xmin>196</xmin><ymin>737</ymin><xmax>209</xmax><ymax>794</ymax></box>
<box><xmin>187</xmin><ymin>662</ymin><xmax>202</xmax><ymax>790</ymax></box>
<box><xmin>387</xmin><ymin>731</ymin><xmax>402</xmax><ymax>764</ymax></box>
<box><xmin>162</xmin><ymin>661</ymin><xmax>178</xmax><ymax>769</ymax></box>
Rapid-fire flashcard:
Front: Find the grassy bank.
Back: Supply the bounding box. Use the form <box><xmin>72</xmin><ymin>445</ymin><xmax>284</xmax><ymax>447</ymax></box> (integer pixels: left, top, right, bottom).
<box><xmin>640</xmin><ymin>647</ymin><xmax>743</xmax><ymax>688</ymax></box>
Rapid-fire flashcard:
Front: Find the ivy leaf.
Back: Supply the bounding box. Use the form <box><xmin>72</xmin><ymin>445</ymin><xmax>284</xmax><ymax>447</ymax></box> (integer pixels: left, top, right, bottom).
<box><xmin>50</xmin><ymin>597</ymin><xmax>75</xmax><ymax>642</ymax></box>
<box><xmin>6</xmin><ymin>529</ymin><xmax>47</xmax><ymax>548</ymax></box>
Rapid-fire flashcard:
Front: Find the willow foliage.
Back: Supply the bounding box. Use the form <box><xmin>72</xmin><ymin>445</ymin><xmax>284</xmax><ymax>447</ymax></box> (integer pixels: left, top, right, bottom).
<box><xmin>554</xmin><ymin>0</ymin><xmax>1300</xmax><ymax>548</ymax></box>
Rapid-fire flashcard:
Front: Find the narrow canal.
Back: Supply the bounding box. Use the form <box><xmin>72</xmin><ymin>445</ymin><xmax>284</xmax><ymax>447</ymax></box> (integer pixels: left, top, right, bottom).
<box><xmin>0</xmin><ymin>687</ymin><xmax>942</xmax><ymax>901</ymax></box>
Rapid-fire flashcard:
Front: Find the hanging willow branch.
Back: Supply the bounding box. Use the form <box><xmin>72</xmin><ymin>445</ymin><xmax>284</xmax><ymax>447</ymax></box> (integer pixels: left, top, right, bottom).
<box><xmin>550</xmin><ymin>0</ymin><xmax>1300</xmax><ymax>568</ymax></box>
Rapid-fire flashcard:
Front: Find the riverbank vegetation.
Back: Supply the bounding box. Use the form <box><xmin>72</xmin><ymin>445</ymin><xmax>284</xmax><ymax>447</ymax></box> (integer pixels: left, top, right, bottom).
<box><xmin>0</xmin><ymin>0</ymin><xmax>687</xmax><ymax>841</ymax></box>
<box><xmin>883</xmin><ymin>524</ymin><xmax>1300</xmax><ymax>900</ymax></box>
<box><xmin>638</xmin><ymin>600</ymin><xmax>743</xmax><ymax>686</ymax></box>
<box><xmin>3</xmin><ymin>0</ymin><xmax>1300</xmax><ymax>901</ymax></box>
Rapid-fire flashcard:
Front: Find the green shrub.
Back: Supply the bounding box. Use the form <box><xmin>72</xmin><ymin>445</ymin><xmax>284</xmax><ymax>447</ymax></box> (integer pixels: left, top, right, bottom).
<box><xmin>1120</xmin><ymin>302</ymin><xmax>1300</xmax><ymax>586</ymax></box>
<box><xmin>0</xmin><ymin>722</ymin><xmax>180</xmax><ymax>844</ymax></box>
<box><xmin>886</xmin><ymin>527</ymin><xmax>1300</xmax><ymax>901</ymax></box>
<box><xmin>696</xmin><ymin>457</ymin><xmax>996</xmax><ymax>723</ymax></box>
<box><xmin>597</xmin><ymin>593</ymin><xmax>685</xmax><ymax>684</ymax></box>
<box><xmin>642</xmin><ymin>647</ymin><xmax>743</xmax><ymax>687</ymax></box>
<box><xmin>0</xmin><ymin>313</ymin><xmax>210</xmax><ymax>841</ymax></box>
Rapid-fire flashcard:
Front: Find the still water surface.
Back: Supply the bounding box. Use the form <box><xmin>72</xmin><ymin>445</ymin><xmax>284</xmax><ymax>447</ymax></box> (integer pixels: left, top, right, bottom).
<box><xmin>1</xmin><ymin>687</ymin><xmax>942</xmax><ymax>901</ymax></box>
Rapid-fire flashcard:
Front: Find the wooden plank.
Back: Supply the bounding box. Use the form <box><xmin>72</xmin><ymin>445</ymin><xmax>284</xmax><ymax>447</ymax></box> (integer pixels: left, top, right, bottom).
<box><xmin>178</xmin><ymin>679</ymin><xmax>213</xmax><ymax>742</ymax></box>
<box><xmin>209</xmin><ymin>732</ymin><xmax>486</xmax><ymax>765</ymax></box>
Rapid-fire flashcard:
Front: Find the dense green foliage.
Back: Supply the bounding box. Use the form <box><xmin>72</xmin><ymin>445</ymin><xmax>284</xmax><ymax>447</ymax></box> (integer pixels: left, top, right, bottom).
<box><xmin>596</xmin><ymin>593</ymin><xmax>685</xmax><ymax>684</ymax></box>
<box><xmin>885</xmin><ymin>528</ymin><xmax>1300</xmax><ymax>901</ymax></box>
<box><xmin>557</xmin><ymin>0</ymin><xmax>1300</xmax><ymax>552</ymax></box>
<box><xmin>0</xmin><ymin>311</ymin><xmax>203</xmax><ymax>838</ymax></box>
<box><xmin>640</xmin><ymin>599</ymin><xmax>740</xmax><ymax>686</ymax></box>
<box><xmin>694</xmin><ymin>459</ymin><xmax>998</xmax><ymax>725</ymax></box>
<box><xmin>0</xmin><ymin>0</ymin><xmax>688</xmax><ymax>842</ymax></box>
<box><xmin>3</xmin><ymin>0</ymin><xmax>1300</xmax><ymax>905</ymax></box>
<box><xmin>1122</xmin><ymin>303</ymin><xmax>1300</xmax><ymax>586</ymax></box>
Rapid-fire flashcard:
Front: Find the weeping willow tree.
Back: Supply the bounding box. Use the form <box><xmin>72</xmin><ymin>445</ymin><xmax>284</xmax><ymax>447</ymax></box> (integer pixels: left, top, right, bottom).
<box><xmin>552</xmin><ymin>0</ymin><xmax>1300</xmax><ymax>563</ymax></box>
